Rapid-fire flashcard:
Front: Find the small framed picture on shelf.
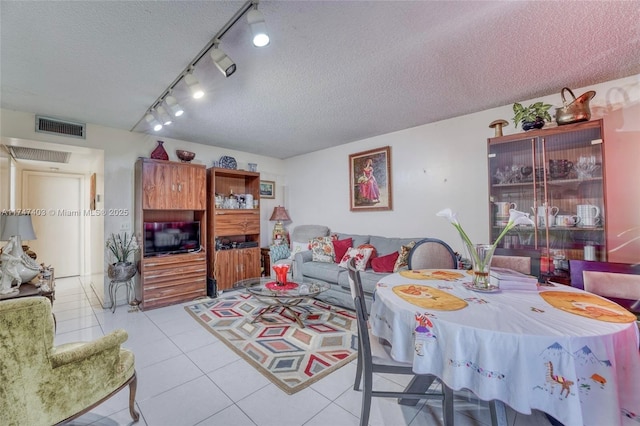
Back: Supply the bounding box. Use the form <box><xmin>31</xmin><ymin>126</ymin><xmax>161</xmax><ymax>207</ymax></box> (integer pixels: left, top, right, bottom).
<box><xmin>260</xmin><ymin>180</ymin><xmax>275</xmax><ymax>199</ymax></box>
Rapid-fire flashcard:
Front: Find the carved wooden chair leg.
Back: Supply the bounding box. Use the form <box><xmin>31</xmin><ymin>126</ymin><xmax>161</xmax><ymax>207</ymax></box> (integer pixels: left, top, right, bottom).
<box><xmin>128</xmin><ymin>372</ymin><xmax>140</xmax><ymax>422</ymax></box>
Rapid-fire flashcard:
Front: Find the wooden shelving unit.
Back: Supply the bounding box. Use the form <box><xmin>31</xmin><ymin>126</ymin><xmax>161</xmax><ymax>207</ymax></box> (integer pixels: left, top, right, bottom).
<box><xmin>206</xmin><ymin>167</ymin><xmax>261</xmax><ymax>292</ymax></box>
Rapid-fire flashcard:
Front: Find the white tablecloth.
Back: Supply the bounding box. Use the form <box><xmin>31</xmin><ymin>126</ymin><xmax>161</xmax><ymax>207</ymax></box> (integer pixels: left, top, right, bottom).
<box><xmin>370</xmin><ymin>270</ymin><xmax>640</xmax><ymax>426</ymax></box>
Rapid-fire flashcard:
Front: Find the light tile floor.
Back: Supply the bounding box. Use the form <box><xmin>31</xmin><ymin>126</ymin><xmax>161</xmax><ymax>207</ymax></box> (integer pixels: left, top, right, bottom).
<box><xmin>53</xmin><ymin>276</ymin><xmax>553</xmax><ymax>426</ymax></box>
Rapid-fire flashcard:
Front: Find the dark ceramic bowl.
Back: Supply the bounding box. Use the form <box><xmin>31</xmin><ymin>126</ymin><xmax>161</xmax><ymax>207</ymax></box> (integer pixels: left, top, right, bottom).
<box><xmin>176</xmin><ymin>150</ymin><xmax>195</xmax><ymax>162</ymax></box>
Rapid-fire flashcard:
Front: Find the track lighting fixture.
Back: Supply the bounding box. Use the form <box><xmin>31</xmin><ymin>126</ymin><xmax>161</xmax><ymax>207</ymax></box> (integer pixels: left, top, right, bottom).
<box><xmin>156</xmin><ymin>106</ymin><xmax>172</xmax><ymax>125</ymax></box>
<box><xmin>185</xmin><ymin>71</ymin><xmax>204</xmax><ymax>99</ymax></box>
<box><xmin>134</xmin><ymin>0</ymin><xmax>271</xmax><ymax>134</ymax></box>
<box><xmin>145</xmin><ymin>112</ymin><xmax>162</xmax><ymax>132</ymax></box>
<box><xmin>247</xmin><ymin>7</ymin><xmax>269</xmax><ymax>47</ymax></box>
<box><xmin>165</xmin><ymin>95</ymin><xmax>184</xmax><ymax>117</ymax></box>
<box><xmin>210</xmin><ymin>44</ymin><xmax>236</xmax><ymax>77</ymax></box>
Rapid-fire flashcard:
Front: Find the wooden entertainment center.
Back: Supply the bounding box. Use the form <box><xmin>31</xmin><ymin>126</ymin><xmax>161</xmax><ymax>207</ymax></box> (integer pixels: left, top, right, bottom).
<box><xmin>134</xmin><ymin>158</ymin><xmax>207</xmax><ymax>310</ymax></box>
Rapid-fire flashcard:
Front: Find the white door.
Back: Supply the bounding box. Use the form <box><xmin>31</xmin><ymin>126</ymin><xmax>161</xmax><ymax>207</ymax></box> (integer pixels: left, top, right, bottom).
<box><xmin>23</xmin><ymin>171</ymin><xmax>83</xmax><ymax>277</ymax></box>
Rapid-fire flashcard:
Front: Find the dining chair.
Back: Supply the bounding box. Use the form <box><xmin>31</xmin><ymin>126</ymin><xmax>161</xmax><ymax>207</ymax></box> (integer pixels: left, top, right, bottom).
<box><xmin>407</xmin><ymin>238</ymin><xmax>457</xmax><ymax>270</ymax></box>
<box><xmin>347</xmin><ymin>258</ymin><xmax>453</xmax><ymax>426</ymax></box>
<box><xmin>491</xmin><ymin>255</ymin><xmax>532</xmax><ymax>275</ymax></box>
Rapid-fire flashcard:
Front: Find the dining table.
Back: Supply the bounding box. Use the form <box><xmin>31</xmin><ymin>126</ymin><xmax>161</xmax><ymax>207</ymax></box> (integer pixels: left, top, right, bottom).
<box><xmin>369</xmin><ymin>269</ymin><xmax>640</xmax><ymax>426</ymax></box>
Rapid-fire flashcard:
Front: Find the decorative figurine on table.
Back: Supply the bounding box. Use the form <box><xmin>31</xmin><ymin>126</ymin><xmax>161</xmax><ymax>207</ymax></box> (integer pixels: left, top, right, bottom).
<box><xmin>0</xmin><ymin>239</ymin><xmax>22</xmax><ymax>295</ymax></box>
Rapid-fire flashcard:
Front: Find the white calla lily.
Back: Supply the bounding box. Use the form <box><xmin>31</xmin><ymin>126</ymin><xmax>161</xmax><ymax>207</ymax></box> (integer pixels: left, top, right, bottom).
<box><xmin>437</xmin><ymin>208</ymin><xmax>535</xmax><ymax>285</ymax></box>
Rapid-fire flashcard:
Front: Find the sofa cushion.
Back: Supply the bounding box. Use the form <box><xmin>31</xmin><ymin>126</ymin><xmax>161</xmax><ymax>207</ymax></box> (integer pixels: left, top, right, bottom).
<box><xmin>369</xmin><ymin>236</ymin><xmax>420</xmax><ymax>256</ymax></box>
<box><xmin>288</xmin><ymin>241</ymin><xmax>310</xmax><ymax>260</ymax></box>
<box><xmin>300</xmin><ymin>260</ymin><xmax>343</xmax><ymax>283</ymax></box>
<box><xmin>371</xmin><ymin>251</ymin><xmax>399</xmax><ymax>273</ymax></box>
<box><xmin>270</xmin><ymin>244</ymin><xmax>290</xmax><ymax>262</ymax></box>
<box><xmin>337</xmin><ymin>269</ymin><xmax>387</xmax><ymax>296</ymax></box>
<box><xmin>339</xmin><ymin>247</ymin><xmax>373</xmax><ymax>271</ymax></box>
<box><xmin>310</xmin><ymin>236</ymin><xmax>335</xmax><ymax>263</ymax></box>
<box><xmin>291</xmin><ymin>225</ymin><xmax>330</xmax><ymax>243</ymax></box>
<box><xmin>357</xmin><ymin>244</ymin><xmax>377</xmax><ymax>268</ymax></box>
<box><xmin>332</xmin><ymin>238</ymin><xmax>353</xmax><ymax>263</ymax></box>
<box><xmin>335</xmin><ymin>233</ymin><xmax>370</xmax><ymax>248</ymax></box>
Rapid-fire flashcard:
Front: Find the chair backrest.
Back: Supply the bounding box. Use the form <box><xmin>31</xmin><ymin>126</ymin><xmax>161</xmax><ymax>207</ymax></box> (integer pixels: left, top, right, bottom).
<box><xmin>491</xmin><ymin>255</ymin><xmax>532</xmax><ymax>275</ymax></box>
<box><xmin>569</xmin><ymin>260</ymin><xmax>640</xmax><ymax>290</ymax></box>
<box><xmin>407</xmin><ymin>238</ymin><xmax>457</xmax><ymax>270</ymax></box>
<box><xmin>347</xmin><ymin>257</ymin><xmax>367</xmax><ymax>318</ymax></box>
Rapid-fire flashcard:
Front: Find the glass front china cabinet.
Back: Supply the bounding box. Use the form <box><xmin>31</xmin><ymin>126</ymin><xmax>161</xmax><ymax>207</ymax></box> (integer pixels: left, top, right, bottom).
<box><xmin>487</xmin><ymin>120</ymin><xmax>606</xmax><ymax>280</ymax></box>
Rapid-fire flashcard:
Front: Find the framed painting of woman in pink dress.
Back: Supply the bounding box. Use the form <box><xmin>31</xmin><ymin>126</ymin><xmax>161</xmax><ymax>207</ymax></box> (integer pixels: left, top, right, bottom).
<box><xmin>349</xmin><ymin>146</ymin><xmax>392</xmax><ymax>211</ymax></box>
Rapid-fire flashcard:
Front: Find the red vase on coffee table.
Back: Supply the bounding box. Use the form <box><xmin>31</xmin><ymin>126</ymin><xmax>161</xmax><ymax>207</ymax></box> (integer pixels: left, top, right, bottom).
<box><xmin>272</xmin><ymin>264</ymin><xmax>290</xmax><ymax>286</ymax></box>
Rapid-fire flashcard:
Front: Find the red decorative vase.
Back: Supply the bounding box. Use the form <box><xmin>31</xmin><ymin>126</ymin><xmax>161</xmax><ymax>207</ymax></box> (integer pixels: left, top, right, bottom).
<box><xmin>150</xmin><ymin>140</ymin><xmax>169</xmax><ymax>160</ymax></box>
<box><xmin>272</xmin><ymin>264</ymin><xmax>290</xmax><ymax>286</ymax></box>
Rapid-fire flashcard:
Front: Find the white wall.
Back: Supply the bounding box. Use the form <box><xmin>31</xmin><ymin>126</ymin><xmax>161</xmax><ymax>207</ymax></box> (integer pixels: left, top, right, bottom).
<box><xmin>2</xmin><ymin>73</ymin><xmax>638</xmax><ymax>303</ymax></box>
<box><xmin>0</xmin><ymin>110</ymin><xmax>286</xmax><ymax>304</ymax></box>
<box><xmin>284</xmin><ymin>75</ymin><xmax>640</xmax><ymax>262</ymax></box>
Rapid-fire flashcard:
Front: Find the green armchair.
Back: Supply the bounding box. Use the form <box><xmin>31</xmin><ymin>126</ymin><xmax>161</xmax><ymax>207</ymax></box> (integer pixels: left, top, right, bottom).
<box><xmin>0</xmin><ymin>297</ymin><xmax>139</xmax><ymax>425</ymax></box>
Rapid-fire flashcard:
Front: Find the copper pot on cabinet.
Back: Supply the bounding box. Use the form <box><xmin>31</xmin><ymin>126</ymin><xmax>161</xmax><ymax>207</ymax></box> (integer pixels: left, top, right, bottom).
<box><xmin>555</xmin><ymin>87</ymin><xmax>596</xmax><ymax>125</ymax></box>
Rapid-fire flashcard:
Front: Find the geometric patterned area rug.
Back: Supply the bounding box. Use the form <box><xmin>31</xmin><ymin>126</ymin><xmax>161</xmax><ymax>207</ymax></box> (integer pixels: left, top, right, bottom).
<box><xmin>184</xmin><ymin>292</ymin><xmax>358</xmax><ymax>394</ymax></box>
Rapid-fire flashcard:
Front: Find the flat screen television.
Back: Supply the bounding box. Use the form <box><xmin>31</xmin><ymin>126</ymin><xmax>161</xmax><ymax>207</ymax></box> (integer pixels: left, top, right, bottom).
<box><xmin>143</xmin><ymin>221</ymin><xmax>201</xmax><ymax>257</ymax></box>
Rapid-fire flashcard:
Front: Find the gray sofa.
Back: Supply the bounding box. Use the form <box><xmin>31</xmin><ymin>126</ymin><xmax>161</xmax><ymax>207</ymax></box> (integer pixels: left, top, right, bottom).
<box><xmin>294</xmin><ymin>231</ymin><xmax>424</xmax><ymax>310</ymax></box>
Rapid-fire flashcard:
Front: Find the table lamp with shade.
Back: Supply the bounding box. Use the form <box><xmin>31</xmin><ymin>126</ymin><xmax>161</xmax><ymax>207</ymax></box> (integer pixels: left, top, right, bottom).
<box><xmin>0</xmin><ymin>214</ymin><xmax>40</xmax><ymax>294</ymax></box>
<box><xmin>269</xmin><ymin>206</ymin><xmax>291</xmax><ymax>245</ymax></box>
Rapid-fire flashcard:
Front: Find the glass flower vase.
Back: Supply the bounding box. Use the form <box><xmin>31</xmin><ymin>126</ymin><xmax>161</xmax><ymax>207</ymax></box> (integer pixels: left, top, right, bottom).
<box><xmin>469</xmin><ymin>244</ymin><xmax>497</xmax><ymax>290</ymax></box>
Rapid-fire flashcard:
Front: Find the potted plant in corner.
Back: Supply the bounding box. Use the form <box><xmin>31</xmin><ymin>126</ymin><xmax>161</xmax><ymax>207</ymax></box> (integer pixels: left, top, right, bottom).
<box><xmin>512</xmin><ymin>101</ymin><xmax>553</xmax><ymax>131</ymax></box>
<box><xmin>106</xmin><ymin>232</ymin><xmax>139</xmax><ymax>281</ymax></box>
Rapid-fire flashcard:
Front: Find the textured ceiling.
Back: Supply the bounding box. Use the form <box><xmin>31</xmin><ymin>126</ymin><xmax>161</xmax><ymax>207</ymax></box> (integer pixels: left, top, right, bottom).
<box><xmin>1</xmin><ymin>1</ymin><xmax>639</xmax><ymax>159</ymax></box>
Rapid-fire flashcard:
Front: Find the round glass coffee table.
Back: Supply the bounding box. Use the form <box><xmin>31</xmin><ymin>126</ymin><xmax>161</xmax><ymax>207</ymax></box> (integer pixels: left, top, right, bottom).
<box><xmin>234</xmin><ymin>277</ymin><xmax>330</xmax><ymax>327</ymax></box>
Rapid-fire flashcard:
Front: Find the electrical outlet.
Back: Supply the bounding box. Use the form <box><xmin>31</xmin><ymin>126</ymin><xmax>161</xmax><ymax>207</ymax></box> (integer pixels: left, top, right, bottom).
<box><xmin>120</xmin><ymin>223</ymin><xmax>130</xmax><ymax>231</ymax></box>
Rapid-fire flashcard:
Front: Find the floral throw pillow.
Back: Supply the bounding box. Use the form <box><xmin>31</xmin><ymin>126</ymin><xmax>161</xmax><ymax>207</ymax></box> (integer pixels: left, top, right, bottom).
<box><xmin>310</xmin><ymin>236</ymin><xmax>335</xmax><ymax>263</ymax></box>
<box><xmin>339</xmin><ymin>247</ymin><xmax>374</xmax><ymax>271</ymax></box>
<box><xmin>270</xmin><ymin>244</ymin><xmax>291</xmax><ymax>263</ymax></box>
<box><xmin>393</xmin><ymin>241</ymin><xmax>416</xmax><ymax>272</ymax></box>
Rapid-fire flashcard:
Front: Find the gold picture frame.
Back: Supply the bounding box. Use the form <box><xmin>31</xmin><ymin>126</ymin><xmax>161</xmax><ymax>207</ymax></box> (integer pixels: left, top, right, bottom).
<box><xmin>260</xmin><ymin>180</ymin><xmax>275</xmax><ymax>199</ymax></box>
<box><xmin>349</xmin><ymin>146</ymin><xmax>392</xmax><ymax>212</ymax></box>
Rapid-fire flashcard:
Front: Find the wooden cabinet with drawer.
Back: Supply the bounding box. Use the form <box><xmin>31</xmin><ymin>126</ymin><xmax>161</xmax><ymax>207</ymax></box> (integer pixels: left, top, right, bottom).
<box><xmin>139</xmin><ymin>252</ymin><xmax>206</xmax><ymax>309</ymax></box>
<box><xmin>206</xmin><ymin>168</ymin><xmax>261</xmax><ymax>291</ymax></box>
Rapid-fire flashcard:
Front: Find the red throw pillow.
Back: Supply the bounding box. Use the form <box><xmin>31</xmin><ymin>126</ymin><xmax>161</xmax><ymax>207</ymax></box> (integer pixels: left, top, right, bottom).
<box><xmin>358</xmin><ymin>244</ymin><xmax>377</xmax><ymax>269</ymax></box>
<box><xmin>332</xmin><ymin>238</ymin><xmax>353</xmax><ymax>263</ymax></box>
<box><xmin>371</xmin><ymin>251</ymin><xmax>400</xmax><ymax>273</ymax></box>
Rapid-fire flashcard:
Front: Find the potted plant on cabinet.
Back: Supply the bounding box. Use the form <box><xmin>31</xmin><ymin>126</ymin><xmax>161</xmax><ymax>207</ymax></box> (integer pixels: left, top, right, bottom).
<box><xmin>106</xmin><ymin>232</ymin><xmax>139</xmax><ymax>281</ymax></box>
<box><xmin>512</xmin><ymin>102</ymin><xmax>553</xmax><ymax>131</ymax></box>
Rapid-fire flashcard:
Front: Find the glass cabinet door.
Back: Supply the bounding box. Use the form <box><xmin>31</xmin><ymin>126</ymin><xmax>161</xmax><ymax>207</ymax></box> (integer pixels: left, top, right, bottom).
<box><xmin>488</xmin><ymin>120</ymin><xmax>606</xmax><ymax>279</ymax></box>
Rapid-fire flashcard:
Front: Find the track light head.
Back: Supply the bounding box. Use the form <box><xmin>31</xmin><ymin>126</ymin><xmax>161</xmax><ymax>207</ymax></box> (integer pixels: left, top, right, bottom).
<box><xmin>156</xmin><ymin>106</ymin><xmax>172</xmax><ymax>125</ymax></box>
<box><xmin>184</xmin><ymin>71</ymin><xmax>204</xmax><ymax>99</ymax></box>
<box><xmin>210</xmin><ymin>47</ymin><xmax>236</xmax><ymax>77</ymax></box>
<box><xmin>145</xmin><ymin>112</ymin><xmax>163</xmax><ymax>132</ymax></box>
<box><xmin>247</xmin><ymin>8</ymin><xmax>270</xmax><ymax>47</ymax></box>
<box><xmin>165</xmin><ymin>95</ymin><xmax>184</xmax><ymax>117</ymax></box>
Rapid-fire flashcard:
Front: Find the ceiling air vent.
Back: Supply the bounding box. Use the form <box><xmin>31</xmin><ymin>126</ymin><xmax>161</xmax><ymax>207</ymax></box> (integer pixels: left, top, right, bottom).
<box><xmin>8</xmin><ymin>146</ymin><xmax>71</xmax><ymax>163</ymax></box>
<box><xmin>35</xmin><ymin>115</ymin><xmax>86</xmax><ymax>139</ymax></box>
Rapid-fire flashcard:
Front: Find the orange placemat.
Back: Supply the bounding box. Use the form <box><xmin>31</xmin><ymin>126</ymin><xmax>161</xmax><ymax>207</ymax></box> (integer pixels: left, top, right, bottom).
<box><xmin>399</xmin><ymin>269</ymin><xmax>466</xmax><ymax>281</ymax></box>
<box><xmin>540</xmin><ymin>291</ymin><xmax>637</xmax><ymax>323</ymax></box>
<box><xmin>392</xmin><ymin>284</ymin><xmax>468</xmax><ymax>311</ymax></box>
